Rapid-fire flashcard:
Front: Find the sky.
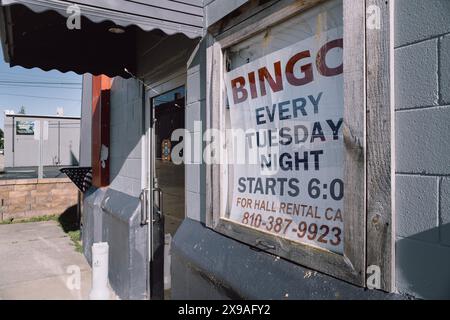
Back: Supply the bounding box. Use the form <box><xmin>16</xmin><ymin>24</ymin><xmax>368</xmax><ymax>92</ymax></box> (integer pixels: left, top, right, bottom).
<box><xmin>0</xmin><ymin>59</ymin><xmax>82</xmax><ymax>130</ymax></box>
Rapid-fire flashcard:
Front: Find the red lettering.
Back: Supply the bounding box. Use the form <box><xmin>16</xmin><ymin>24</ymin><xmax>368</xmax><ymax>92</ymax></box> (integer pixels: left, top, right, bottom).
<box><xmin>285</xmin><ymin>50</ymin><xmax>313</xmax><ymax>86</ymax></box>
<box><xmin>248</xmin><ymin>71</ymin><xmax>258</xmax><ymax>99</ymax></box>
<box><xmin>229</xmin><ymin>38</ymin><xmax>343</xmax><ymax>104</ymax></box>
<box><xmin>258</xmin><ymin>61</ymin><xmax>283</xmax><ymax>97</ymax></box>
<box><xmin>316</xmin><ymin>38</ymin><xmax>343</xmax><ymax>77</ymax></box>
<box><xmin>231</xmin><ymin>76</ymin><xmax>248</xmax><ymax>104</ymax></box>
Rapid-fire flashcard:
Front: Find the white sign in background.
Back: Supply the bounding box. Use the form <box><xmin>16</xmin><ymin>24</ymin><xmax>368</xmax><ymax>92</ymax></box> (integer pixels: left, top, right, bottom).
<box><xmin>33</xmin><ymin>120</ymin><xmax>49</xmax><ymax>141</ymax></box>
<box><xmin>224</xmin><ymin>27</ymin><xmax>344</xmax><ymax>254</ymax></box>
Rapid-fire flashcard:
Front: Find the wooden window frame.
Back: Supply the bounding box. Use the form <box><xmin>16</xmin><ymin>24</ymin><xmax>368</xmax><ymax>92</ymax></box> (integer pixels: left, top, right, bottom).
<box><xmin>205</xmin><ymin>0</ymin><xmax>394</xmax><ymax>291</ymax></box>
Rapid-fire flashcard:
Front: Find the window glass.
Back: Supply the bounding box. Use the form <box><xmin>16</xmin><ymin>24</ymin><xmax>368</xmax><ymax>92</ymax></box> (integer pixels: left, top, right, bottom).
<box><xmin>223</xmin><ymin>0</ymin><xmax>344</xmax><ymax>254</ymax></box>
<box><xmin>153</xmin><ymin>86</ymin><xmax>185</xmax><ymax>108</ymax></box>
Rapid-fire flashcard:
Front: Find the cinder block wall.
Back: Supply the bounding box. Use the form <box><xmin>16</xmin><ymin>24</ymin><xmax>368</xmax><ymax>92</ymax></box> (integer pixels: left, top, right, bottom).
<box><xmin>109</xmin><ymin>77</ymin><xmax>143</xmax><ymax>197</ymax></box>
<box><xmin>0</xmin><ymin>178</ymin><xmax>78</xmax><ymax>221</ymax></box>
<box><xmin>185</xmin><ymin>39</ymin><xmax>207</xmax><ymax>223</ymax></box>
<box><xmin>183</xmin><ymin>0</ymin><xmax>250</xmax><ymax>224</ymax></box>
<box><xmin>91</xmin><ymin>76</ymin><xmax>147</xmax><ymax>299</ymax></box>
<box><xmin>394</xmin><ymin>0</ymin><xmax>450</xmax><ymax>299</ymax></box>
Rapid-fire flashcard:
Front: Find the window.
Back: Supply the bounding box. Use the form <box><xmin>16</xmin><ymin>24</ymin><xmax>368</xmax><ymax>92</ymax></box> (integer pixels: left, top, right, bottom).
<box><xmin>152</xmin><ymin>86</ymin><xmax>185</xmax><ymax>108</ymax></box>
<box><xmin>16</xmin><ymin>120</ymin><xmax>35</xmax><ymax>135</ymax></box>
<box><xmin>206</xmin><ymin>0</ymin><xmax>393</xmax><ymax>290</ymax></box>
<box><xmin>223</xmin><ymin>0</ymin><xmax>344</xmax><ymax>254</ymax></box>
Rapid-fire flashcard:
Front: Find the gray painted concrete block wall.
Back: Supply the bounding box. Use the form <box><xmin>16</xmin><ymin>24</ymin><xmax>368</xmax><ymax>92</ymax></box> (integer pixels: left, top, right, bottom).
<box><xmin>394</xmin><ymin>0</ymin><xmax>450</xmax><ymax>299</ymax></box>
<box><xmin>101</xmin><ymin>188</ymin><xmax>148</xmax><ymax>300</ymax></box>
<box><xmin>82</xmin><ymin>187</ymin><xmax>106</xmax><ymax>264</ymax></box>
<box><xmin>106</xmin><ymin>77</ymin><xmax>147</xmax><ymax>299</ymax></box>
<box><xmin>82</xmin><ymin>187</ymin><xmax>147</xmax><ymax>299</ymax></box>
<box><xmin>82</xmin><ymin>76</ymin><xmax>147</xmax><ymax>300</ymax></box>
<box><xmin>109</xmin><ymin>77</ymin><xmax>143</xmax><ymax>198</ymax></box>
<box><xmin>185</xmin><ymin>39</ymin><xmax>208</xmax><ymax>223</ymax></box>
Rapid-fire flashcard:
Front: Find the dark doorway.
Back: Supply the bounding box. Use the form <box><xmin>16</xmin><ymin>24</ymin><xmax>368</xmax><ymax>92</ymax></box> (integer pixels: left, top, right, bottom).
<box><xmin>152</xmin><ymin>86</ymin><xmax>185</xmax><ymax>237</ymax></box>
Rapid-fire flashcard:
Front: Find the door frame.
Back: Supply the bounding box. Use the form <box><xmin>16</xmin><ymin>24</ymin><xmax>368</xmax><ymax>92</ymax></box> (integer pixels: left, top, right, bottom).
<box><xmin>144</xmin><ymin>70</ymin><xmax>187</xmax><ymax>299</ymax></box>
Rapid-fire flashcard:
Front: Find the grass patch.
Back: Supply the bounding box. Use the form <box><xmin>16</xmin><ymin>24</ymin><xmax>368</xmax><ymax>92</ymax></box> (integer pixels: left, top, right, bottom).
<box><xmin>68</xmin><ymin>230</ymin><xmax>82</xmax><ymax>253</ymax></box>
<box><xmin>0</xmin><ymin>214</ymin><xmax>58</xmax><ymax>225</ymax></box>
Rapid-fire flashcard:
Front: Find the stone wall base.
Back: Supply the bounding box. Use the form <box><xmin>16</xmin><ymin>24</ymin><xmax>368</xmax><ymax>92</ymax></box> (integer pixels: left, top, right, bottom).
<box><xmin>0</xmin><ymin>178</ymin><xmax>78</xmax><ymax>221</ymax></box>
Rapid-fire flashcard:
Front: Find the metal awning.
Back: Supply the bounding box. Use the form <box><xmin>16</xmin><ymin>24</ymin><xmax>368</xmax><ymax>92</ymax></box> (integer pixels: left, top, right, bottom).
<box><xmin>0</xmin><ymin>0</ymin><xmax>204</xmax><ymax>77</ymax></box>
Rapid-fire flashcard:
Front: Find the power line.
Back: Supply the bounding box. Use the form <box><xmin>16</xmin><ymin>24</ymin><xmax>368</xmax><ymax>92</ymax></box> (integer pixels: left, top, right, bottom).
<box><xmin>0</xmin><ymin>93</ymin><xmax>81</xmax><ymax>101</ymax></box>
<box><xmin>0</xmin><ymin>71</ymin><xmax>81</xmax><ymax>81</ymax></box>
<box><xmin>0</xmin><ymin>80</ymin><xmax>81</xmax><ymax>85</ymax></box>
<box><xmin>0</xmin><ymin>83</ymin><xmax>81</xmax><ymax>90</ymax></box>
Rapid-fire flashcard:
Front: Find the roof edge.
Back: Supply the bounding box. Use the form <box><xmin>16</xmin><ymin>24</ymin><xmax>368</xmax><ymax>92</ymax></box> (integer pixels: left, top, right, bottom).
<box><xmin>0</xmin><ymin>0</ymin><xmax>204</xmax><ymax>39</ymax></box>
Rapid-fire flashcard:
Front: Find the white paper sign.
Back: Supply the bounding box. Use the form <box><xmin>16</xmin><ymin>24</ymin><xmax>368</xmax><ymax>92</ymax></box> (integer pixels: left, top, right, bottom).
<box><xmin>33</xmin><ymin>120</ymin><xmax>49</xmax><ymax>141</ymax></box>
<box><xmin>224</xmin><ymin>27</ymin><xmax>344</xmax><ymax>254</ymax></box>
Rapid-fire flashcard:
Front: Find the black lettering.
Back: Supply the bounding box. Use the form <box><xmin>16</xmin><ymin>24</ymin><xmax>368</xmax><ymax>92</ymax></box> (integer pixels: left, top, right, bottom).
<box><xmin>326</xmin><ymin>118</ymin><xmax>343</xmax><ymax>140</ymax></box>
<box><xmin>311</xmin><ymin>122</ymin><xmax>325</xmax><ymax>143</ymax></box>
<box><xmin>238</xmin><ymin>177</ymin><xmax>246</xmax><ymax>192</ymax></box>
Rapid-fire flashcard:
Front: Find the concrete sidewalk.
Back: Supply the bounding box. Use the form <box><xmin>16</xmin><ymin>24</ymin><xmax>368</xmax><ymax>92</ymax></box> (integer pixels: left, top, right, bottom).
<box><xmin>0</xmin><ymin>221</ymin><xmax>110</xmax><ymax>300</ymax></box>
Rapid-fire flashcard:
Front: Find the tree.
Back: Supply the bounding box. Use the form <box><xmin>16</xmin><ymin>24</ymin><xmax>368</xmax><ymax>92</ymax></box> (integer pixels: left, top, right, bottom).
<box><xmin>18</xmin><ymin>106</ymin><xmax>26</xmax><ymax>114</ymax></box>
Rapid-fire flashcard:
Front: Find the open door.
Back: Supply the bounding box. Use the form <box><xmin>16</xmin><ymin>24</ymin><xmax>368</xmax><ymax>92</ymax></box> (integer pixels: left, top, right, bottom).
<box><xmin>146</xmin><ymin>86</ymin><xmax>186</xmax><ymax>300</ymax></box>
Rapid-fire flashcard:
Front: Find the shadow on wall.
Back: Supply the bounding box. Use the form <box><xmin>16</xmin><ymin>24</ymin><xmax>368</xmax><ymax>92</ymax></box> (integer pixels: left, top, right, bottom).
<box><xmin>396</xmin><ymin>223</ymin><xmax>450</xmax><ymax>299</ymax></box>
<box><xmin>70</xmin><ymin>149</ymin><xmax>79</xmax><ymax>167</ymax></box>
<box><xmin>108</xmin><ymin>77</ymin><xmax>143</xmax><ymax>196</ymax></box>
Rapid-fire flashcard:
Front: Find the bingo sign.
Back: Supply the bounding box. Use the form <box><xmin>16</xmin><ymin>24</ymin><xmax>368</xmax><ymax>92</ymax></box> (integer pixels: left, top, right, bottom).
<box><xmin>225</xmin><ymin>28</ymin><xmax>344</xmax><ymax>254</ymax></box>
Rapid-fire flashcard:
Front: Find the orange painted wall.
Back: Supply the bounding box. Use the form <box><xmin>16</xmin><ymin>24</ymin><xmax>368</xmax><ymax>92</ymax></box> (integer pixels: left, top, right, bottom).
<box><xmin>91</xmin><ymin>75</ymin><xmax>111</xmax><ymax>187</ymax></box>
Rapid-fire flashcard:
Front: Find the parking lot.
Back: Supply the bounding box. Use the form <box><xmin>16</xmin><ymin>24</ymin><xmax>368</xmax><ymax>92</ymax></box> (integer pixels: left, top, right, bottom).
<box><xmin>0</xmin><ymin>166</ymin><xmax>67</xmax><ymax>180</ymax></box>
